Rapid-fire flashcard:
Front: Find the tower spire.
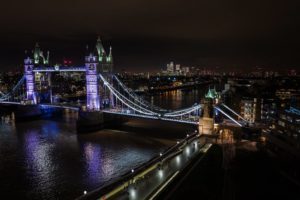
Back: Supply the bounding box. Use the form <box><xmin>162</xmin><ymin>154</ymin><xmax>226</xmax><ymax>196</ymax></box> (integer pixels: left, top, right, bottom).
<box><xmin>109</xmin><ymin>46</ymin><xmax>112</xmax><ymax>56</ymax></box>
<box><xmin>45</xmin><ymin>51</ymin><xmax>50</xmax><ymax>65</ymax></box>
<box><xmin>96</xmin><ymin>36</ymin><xmax>105</xmax><ymax>62</ymax></box>
<box><xmin>34</xmin><ymin>42</ymin><xmax>40</xmax><ymax>64</ymax></box>
<box><xmin>107</xmin><ymin>46</ymin><xmax>113</xmax><ymax>63</ymax></box>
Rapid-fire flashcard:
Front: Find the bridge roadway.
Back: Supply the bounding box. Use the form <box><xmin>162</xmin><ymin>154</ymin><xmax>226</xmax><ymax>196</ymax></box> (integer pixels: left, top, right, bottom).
<box><xmin>1</xmin><ymin>102</ymin><xmax>247</xmax><ymax>129</ymax></box>
<box><xmin>38</xmin><ymin>103</ymin><xmax>200</xmax><ymax>125</ymax></box>
<box><xmin>103</xmin><ymin>109</ymin><xmax>199</xmax><ymax>125</ymax></box>
<box><xmin>76</xmin><ymin>133</ymin><xmax>212</xmax><ymax>200</ymax></box>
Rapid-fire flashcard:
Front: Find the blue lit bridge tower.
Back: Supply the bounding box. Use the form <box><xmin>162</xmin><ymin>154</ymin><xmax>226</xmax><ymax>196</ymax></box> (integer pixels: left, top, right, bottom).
<box><xmin>85</xmin><ymin>37</ymin><xmax>114</xmax><ymax>110</ymax></box>
<box><xmin>85</xmin><ymin>51</ymin><xmax>100</xmax><ymax>111</ymax></box>
<box><xmin>95</xmin><ymin>36</ymin><xmax>114</xmax><ymax>108</ymax></box>
<box><xmin>24</xmin><ymin>43</ymin><xmax>50</xmax><ymax>104</ymax></box>
<box><xmin>24</xmin><ymin>56</ymin><xmax>36</xmax><ymax>104</ymax></box>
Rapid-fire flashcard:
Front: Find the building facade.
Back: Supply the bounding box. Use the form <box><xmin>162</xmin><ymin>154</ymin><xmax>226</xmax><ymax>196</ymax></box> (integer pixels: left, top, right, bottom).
<box><xmin>240</xmin><ymin>98</ymin><xmax>258</xmax><ymax>123</ymax></box>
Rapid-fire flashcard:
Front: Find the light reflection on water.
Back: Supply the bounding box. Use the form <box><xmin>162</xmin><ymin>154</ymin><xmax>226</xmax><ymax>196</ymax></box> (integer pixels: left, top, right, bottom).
<box><xmin>0</xmin><ymin>117</ymin><xmax>170</xmax><ymax>200</ymax></box>
<box><xmin>147</xmin><ymin>88</ymin><xmax>205</xmax><ymax>110</ymax></box>
<box><xmin>84</xmin><ymin>143</ymin><xmax>104</xmax><ymax>186</ymax></box>
<box><xmin>0</xmin><ymin>88</ymin><xmax>207</xmax><ymax>199</ymax></box>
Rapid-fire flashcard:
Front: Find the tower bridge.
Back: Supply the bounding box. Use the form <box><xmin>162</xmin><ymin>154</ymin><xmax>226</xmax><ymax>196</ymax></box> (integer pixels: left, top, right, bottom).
<box><xmin>0</xmin><ymin>37</ymin><xmax>250</xmax><ymax>134</ymax></box>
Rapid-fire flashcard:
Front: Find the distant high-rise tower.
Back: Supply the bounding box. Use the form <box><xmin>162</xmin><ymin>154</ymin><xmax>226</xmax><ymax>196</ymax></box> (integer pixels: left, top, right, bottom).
<box><xmin>167</xmin><ymin>61</ymin><xmax>174</xmax><ymax>74</ymax></box>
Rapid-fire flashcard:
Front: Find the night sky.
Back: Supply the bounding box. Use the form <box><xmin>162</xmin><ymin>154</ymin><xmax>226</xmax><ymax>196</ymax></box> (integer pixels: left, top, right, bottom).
<box><xmin>0</xmin><ymin>0</ymin><xmax>299</xmax><ymax>72</ymax></box>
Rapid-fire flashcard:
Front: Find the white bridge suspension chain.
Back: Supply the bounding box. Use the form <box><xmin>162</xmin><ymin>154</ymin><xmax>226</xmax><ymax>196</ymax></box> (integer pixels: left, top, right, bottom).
<box><xmin>99</xmin><ymin>74</ymin><xmax>159</xmax><ymax>116</ymax></box>
<box><xmin>113</xmin><ymin>75</ymin><xmax>167</xmax><ymax>112</ymax></box>
<box><xmin>164</xmin><ymin>104</ymin><xmax>201</xmax><ymax>117</ymax></box>
<box><xmin>0</xmin><ymin>75</ymin><xmax>25</xmax><ymax>101</ymax></box>
<box><xmin>214</xmin><ymin>106</ymin><xmax>242</xmax><ymax>127</ymax></box>
<box><xmin>108</xmin><ymin>85</ymin><xmax>158</xmax><ymax>115</ymax></box>
<box><xmin>220</xmin><ymin>103</ymin><xmax>247</xmax><ymax>122</ymax></box>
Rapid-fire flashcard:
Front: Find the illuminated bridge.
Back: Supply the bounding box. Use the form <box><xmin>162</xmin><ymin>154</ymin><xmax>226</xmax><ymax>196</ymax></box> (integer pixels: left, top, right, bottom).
<box><xmin>0</xmin><ymin>38</ymin><xmax>249</xmax><ymax>131</ymax></box>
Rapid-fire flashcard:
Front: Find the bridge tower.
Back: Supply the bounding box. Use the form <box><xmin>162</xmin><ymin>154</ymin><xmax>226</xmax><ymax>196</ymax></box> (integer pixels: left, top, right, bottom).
<box><xmin>24</xmin><ymin>53</ymin><xmax>37</xmax><ymax>104</ymax></box>
<box><xmin>107</xmin><ymin>46</ymin><xmax>115</xmax><ymax>108</ymax></box>
<box><xmin>85</xmin><ymin>51</ymin><xmax>100</xmax><ymax>111</ymax></box>
<box><xmin>95</xmin><ymin>37</ymin><xmax>114</xmax><ymax>108</ymax></box>
<box><xmin>96</xmin><ymin>37</ymin><xmax>113</xmax><ymax>74</ymax></box>
<box><xmin>199</xmin><ymin>98</ymin><xmax>214</xmax><ymax>135</ymax></box>
<box><xmin>205</xmin><ymin>86</ymin><xmax>221</xmax><ymax>104</ymax></box>
<box><xmin>25</xmin><ymin>43</ymin><xmax>51</xmax><ymax>104</ymax></box>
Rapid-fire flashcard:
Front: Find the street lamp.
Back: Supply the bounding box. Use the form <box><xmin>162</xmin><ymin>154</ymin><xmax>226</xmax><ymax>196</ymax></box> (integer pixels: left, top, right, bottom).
<box><xmin>130</xmin><ymin>188</ymin><xmax>136</xmax><ymax>199</ymax></box>
<box><xmin>186</xmin><ymin>146</ymin><xmax>190</xmax><ymax>155</ymax></box>
<box><xmin>158</xmin><ymin>169</ymin><xmax>163</xmax><ymax>179</ymax></box>
<box><xmin>176</xmin><ymin>155</ymin><xmax>181</xmax><ymax>164</ymax></box>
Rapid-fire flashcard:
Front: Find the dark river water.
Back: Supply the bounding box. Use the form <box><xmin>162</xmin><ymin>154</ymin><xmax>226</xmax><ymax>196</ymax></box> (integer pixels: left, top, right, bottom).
<box><xmin>0</xmin><ymin>88</ymin><xmax>208</xmax><ymax>200</ymax></box>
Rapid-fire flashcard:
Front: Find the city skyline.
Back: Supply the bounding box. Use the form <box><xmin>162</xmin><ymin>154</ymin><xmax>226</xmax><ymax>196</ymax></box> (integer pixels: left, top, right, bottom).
<box><xmin>0</xmin><ymin>0</ymin><xmax>300</xmax><ymax>72</ymax></box>
<box><xmin>1</xmin><ymin>2</ymin><xmax>300</xmax><ymax>199</ymax></box>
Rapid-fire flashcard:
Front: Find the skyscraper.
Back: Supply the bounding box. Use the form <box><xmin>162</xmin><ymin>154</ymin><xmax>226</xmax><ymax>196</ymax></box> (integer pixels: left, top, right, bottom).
<box><xmin>167</xmin><ymin>61</ymin><xmax>174</xmax><ymax>73</ymax></box>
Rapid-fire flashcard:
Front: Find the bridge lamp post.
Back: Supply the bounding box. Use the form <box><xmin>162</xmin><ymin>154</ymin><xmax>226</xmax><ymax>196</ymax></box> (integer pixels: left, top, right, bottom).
<box><xmin>194</xmin><ymin>141</ymin><xmax>198</xmax><ymax>149</ymax></box>
<box><xmin>130</xmin><ymin>188</ymin><xmax>136</xmax><ymax>199</ymax></box>
<box><xmin>186</xmin><ymin>146</ymin><xmax>190</xmax><ymax>156</ymax></box>
<box><xmin>176</xmin><ymin>155</ymin><xmax>181</xmax><ymax>165</ymax></box>
<box><xmin>158</xmin><ymin>169</ymin><xmax>163</xmax><ymax>179</ymax></box>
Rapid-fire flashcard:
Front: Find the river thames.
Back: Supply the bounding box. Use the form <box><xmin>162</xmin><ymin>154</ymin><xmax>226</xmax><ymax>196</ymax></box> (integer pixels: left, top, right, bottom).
<box><xmin>0</xmin><ymin>88</ymin><xmax>207</xmax><ymax>199</ymax></box>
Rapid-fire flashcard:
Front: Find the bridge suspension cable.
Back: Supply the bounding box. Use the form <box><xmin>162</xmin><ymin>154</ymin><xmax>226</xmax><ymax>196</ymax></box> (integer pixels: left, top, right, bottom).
<box><xmin>113</xmin><ymin>75</ymin><xmax>167</xmax><ymax>112</ymax></box>
<box><xmin>99</xmin><ymin>74</ymin><xmax>159</xmax><ymax>116</ymax></box>
<box><xmin>0</xmin><ymin>75</ymin><xmax>25</xmax><ymax>101</ymax></box>
<box><xmin>214</xmin><ymin>106</ymin><xmax>242</xmax><ymax>127</ymax></box>
<box><xmin>220</xmin><ymin>103</ymin><xmax>247</xmax><ymax>122</ymax></box>
<box><xmin>112</xmin><ymin>75</ymin><xmax>167</xmax><ymax>112</ymax></box>
<box><xmin>164</xmin><ymin>104</ymin><xmax>201</xmax><ymax>117</ymax></box>
<box><xmin>113</xmin><ymin>75</ymin><xmax>204</xmax><ymax>117</ymax></box>
<box><xmin>108</xmin><ymin>85</ymin><xmax>158</xmax><ymax>115</ymax></box>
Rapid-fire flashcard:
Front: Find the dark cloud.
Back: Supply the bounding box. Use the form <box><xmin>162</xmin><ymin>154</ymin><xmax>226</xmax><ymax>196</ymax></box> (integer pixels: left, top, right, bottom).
<box><xmin>0</xmin><ymin>0</ymin><xmax>300</xmax><ymax>72</ymax></box>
